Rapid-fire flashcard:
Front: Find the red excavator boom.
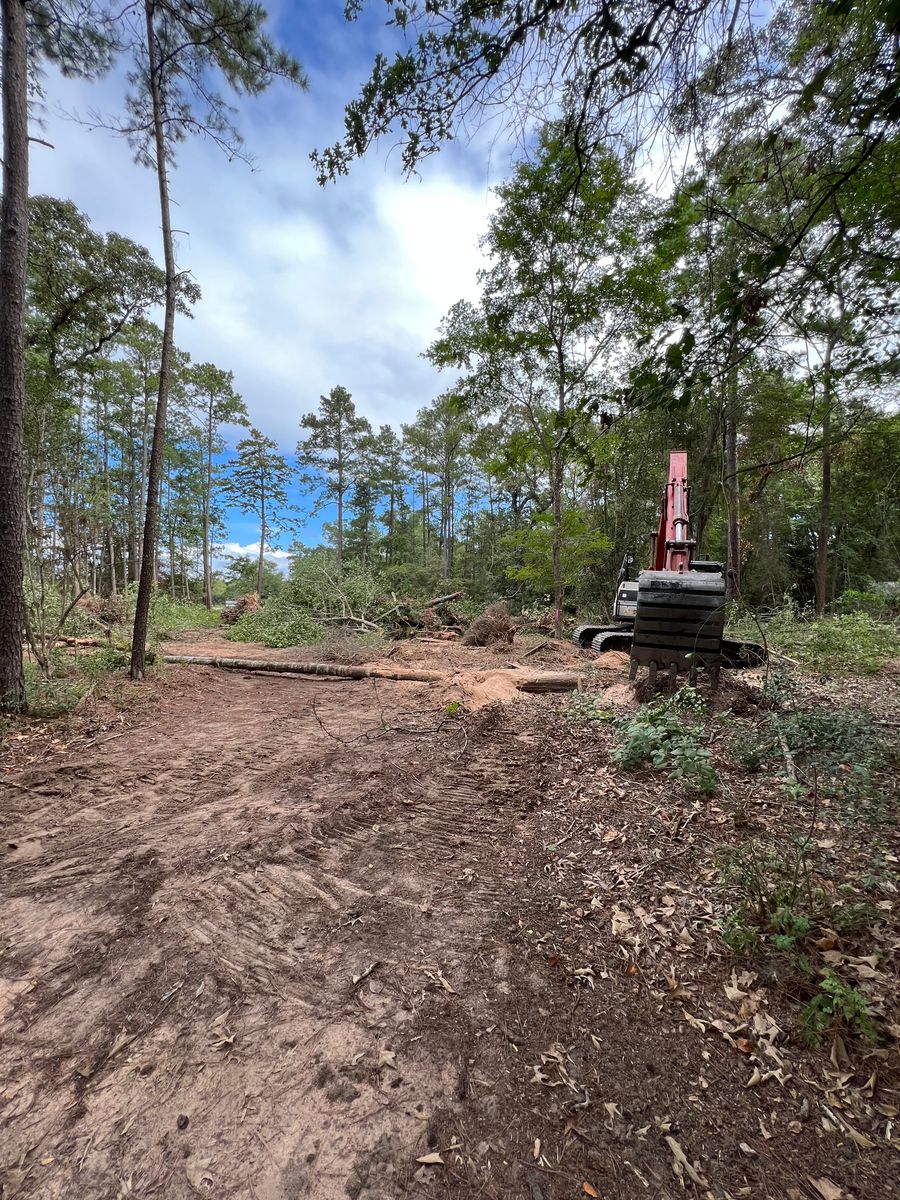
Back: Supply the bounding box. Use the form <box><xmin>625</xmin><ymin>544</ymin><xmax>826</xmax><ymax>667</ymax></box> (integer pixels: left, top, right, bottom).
<box><xmin>651</xmin><ymin>450</ymin><xmax>692</xmax><ymax>573</ymax></box>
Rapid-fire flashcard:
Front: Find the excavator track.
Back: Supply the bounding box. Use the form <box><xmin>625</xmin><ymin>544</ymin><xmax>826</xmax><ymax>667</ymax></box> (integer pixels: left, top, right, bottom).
<box><xmin>573</xmin><ymin>624</ymin><xmax>764</xmax><ymax>670</ymax></box>
<box><xmin>720</xmin><ymin>638</ymin><xmax>766</xmax><ymax>669</ymax></box>
<box><xmin>572</xmin><ymin>623</ymin><xmax>629</xmax><ymax>650</ymax></box>
<box><xmin>591</xmin><ymin>629</ymin><xmax>634</xmax><ymax>655</ymax></box>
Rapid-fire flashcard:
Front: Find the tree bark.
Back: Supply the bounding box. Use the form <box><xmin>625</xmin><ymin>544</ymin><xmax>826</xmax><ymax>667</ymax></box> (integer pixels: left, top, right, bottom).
<box><xmin>551</xmin><ymin>369</ymin><xmax>565</xmax><ymax>638</ymax></box>
<box><xmin>0</xmin><ymin>0</ymin><xmax>29</xmax><ymax>711</ymax></box>
<box><xmin>723</xmin><ymin>337</ymin><xmax>741</xmax><ymax>600</ymax></box>
<box><xmin>161</xmin><ymin>654</ymin><xmax>579</xmax><ymax>692</ymax></box>
<box><xmin>336</xmin><ymin>457</ymin><xmax>344</xmax><ymax>575</ymax></box>
<box><xmin>815</xmin><ymin>332</ymin><xmax>836</xmax><ymax>617</ymax></box>
<box><xmin>131</xmin><ymin>0</ymin><xmax>177</xmax><ymax>680</ymax></box>
<box><xmin>256</xmin><ymin>482</ymin><xmax>266</xmax><ymax>596</ymax></box>
<box><xmin>203</xmin><ymin>396</ymin><xmax>214</xmax><ymax>608</ymax></box>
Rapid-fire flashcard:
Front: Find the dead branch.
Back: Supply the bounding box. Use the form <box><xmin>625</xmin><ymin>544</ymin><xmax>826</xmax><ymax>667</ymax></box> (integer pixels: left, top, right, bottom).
<box><xmin>376</xmin><ymin>590</ymin><xmax>463</xmax><ymax>622</ymax></box>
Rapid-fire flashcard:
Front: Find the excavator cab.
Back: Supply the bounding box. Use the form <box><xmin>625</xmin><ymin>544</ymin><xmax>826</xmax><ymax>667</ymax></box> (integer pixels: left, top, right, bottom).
<box><xmin>612</xmin><ymin>553</ymin><xmax>638</xmax><ymax>623</ymax></box>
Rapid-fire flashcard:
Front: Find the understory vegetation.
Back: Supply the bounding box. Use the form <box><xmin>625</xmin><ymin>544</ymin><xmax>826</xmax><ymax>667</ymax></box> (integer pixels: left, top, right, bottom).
<box><xmin>562</xmin><ymin>662</ymin><xmax>898</xmax><ymax>1051</ymax></box>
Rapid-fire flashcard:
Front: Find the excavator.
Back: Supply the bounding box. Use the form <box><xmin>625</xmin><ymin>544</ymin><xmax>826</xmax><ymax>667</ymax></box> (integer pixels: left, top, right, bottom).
<box><xmin>572</xmin><ymin>451</ymin><xmax>765</xmax><ymax>690</ymax></box>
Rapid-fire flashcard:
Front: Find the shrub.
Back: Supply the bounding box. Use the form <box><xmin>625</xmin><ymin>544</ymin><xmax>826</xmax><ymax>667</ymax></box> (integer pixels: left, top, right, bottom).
<box><xmin>613</xmin><ymin>688</ymin><xmax>718</xmax><ymax>794</ymax></box>
<box><xmin>80</xmin><ymin>648</ymin><xmax>130</xmax><ymax>677</ymax></box>
<box><xmin>800</xmin><ymin>970</ymin><xmax>878</xmax><ymax>1045</ymax></box>
<box><xmin>227</xmin><ymin>596</ymin><xmax>324</xmax><ymax>648</ymax></box>
<box><xmin>777</xmin><ymin>708</ymin><xmax>897</xmax><ymax>822</ymax></box>
<box><xmin>713</xmin><ymin>838</ymin><xmax>879</xmax><ymax>962</ymax></box>
<box><xmin>727</xmin><ymin>703</ymin><xmax>897</xmax><ymax>823</ymax></box>
<box><xmin>149</xmin><ymin>595</ymin><xmax>220</xmax><ymax>637</ymax></box>
<box><xmin>23</xmin><ymin>661</ymin><xmax>90</xmax><ymax>716</ymax></box>
<box><xmin>729</xmin><ymin>602</ymin><xmax>900</xmax><ymax>674</ymax></box>
<box><xmin>835</xmin><ymin>585</ymin><xmax>900</xmax><ymax>621</ymax></box>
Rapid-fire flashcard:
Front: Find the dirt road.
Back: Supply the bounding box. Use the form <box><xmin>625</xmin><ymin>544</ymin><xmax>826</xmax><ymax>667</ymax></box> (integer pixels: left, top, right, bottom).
<box><xmin>2</xmin><ymin>652</ymin><xmax>897</xmax><ymax>1199</ymax></box>
<box><xmin>1</xmin><ymin>664</ymin><xmax>555</xmax><ymax>1199</ymax></box>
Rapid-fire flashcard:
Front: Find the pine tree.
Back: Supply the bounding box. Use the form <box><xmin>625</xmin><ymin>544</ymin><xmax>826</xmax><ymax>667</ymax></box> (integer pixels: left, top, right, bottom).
<box><xmin>298</xmin><ymin>386</ymin><xmax>372</xmax><ymax>574</ymax></box>
<box><xmin>225</xmin><ymin>428</ymin><xmax>292</xmax><ymax>597</ymax></box>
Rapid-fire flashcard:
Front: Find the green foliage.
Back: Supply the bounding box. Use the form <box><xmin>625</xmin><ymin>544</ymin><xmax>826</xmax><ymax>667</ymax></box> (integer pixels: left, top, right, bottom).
<box><xmin>505</xmin><ymin>508</ymin><xmax>611</xmax><ymax>597</ymax></box>
<box><xmin>800</xmin><ymin>970</ymin><xmax>879</xmax><ymax>1046</ymax></box>
<box><xmin>835</xmin><ymin>587</ymin><xmax>900</xmax><ymax>620</ymax></box>
<box><xmin>286</xmin><ymin>550</ymin><xmax>380</xmax><ymax>620</ymax></box>
<box><xmin>222</xmin><ymin>555</ymin><xmax>285</xmax><ymax>600</ymax></box>
<box><xmin>227</xmin><ymin>596</ymin><xmax>324</xmax><ymax>649</ymax></box>
<box><xmin>227</xmin><ymin>550</ymin><xmax>387</xmax><ymax>649</ymax></box>
<box><xmin>731</xmin><ymin>605</ymin><xmax>900</xmax><ymax>674</ymax></box>
<box><xmin>563</xmin><ymin>692</ymin><xmax>614</xmax><ymax>726</ymax></box>
<box><xmin>79</xmin><ymin>648</ymin><xmax>130</xmax><ymax>677</ymax></box>
<box><xmin>727</xmin><ymin>701</ymin><xmax>897</xmax><ymax>825</ymax></box>
<box><xmin>800</xmin><ymin>614</ymin><xmax>900</xmax><ymax>675</ymax></box>
<box><xmin>613</xmin><ymin>688</ymin><xmax>718</xmax><ymax>794</ymax></box>
<box><xmin>23</xmin><ymin>661</ymin><xmax>90</xmax><ymax>717</ymax></box>
<box><xmin>149</xmin><ymin>595</ymin><xmax>220</xmax><ymax>637</ymax></box>
<box><xmin>777</xmin><ymin>707</ymin><xmax>897</xmax><ymax>822</ymax></box>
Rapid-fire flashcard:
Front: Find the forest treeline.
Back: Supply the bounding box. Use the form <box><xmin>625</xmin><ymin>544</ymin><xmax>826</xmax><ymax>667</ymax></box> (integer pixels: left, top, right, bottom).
<box><xmin>2</xmin><ymin>0</ymin><xmax>899</xmax><ymax>710</ymax></box>
<box><xmin>23</xmin><ymin>122</ymin><xmax>899</xmax><ymax>627</ymax></box>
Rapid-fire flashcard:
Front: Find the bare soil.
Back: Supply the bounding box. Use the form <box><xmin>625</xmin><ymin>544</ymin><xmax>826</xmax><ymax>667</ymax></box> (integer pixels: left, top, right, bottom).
<box><xmin>1</xmin><ymin>638</ymin><xmax>898</xmax><ymax>1200</ymax></box>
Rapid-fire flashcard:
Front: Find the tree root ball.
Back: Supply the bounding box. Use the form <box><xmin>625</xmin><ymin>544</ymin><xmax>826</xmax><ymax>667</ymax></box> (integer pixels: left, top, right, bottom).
<box><xmin>221</xmin><ymin>593</ymin><xmax>261</xmax><ymax>625</ymax></box>
<box><xmin>462</xmin><ymin>602</ymin><xmax>515</xmax><ymax>647</ymax></box>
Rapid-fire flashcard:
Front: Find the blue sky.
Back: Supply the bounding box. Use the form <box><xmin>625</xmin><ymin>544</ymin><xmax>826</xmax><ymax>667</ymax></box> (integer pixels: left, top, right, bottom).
<box><xmin>30</xmin><ymin>1</ymin><xmax>516</xmax><ymax>568</ymax></box>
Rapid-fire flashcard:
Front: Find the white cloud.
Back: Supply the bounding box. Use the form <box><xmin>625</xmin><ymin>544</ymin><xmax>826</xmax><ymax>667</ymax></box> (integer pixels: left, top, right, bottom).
<box><xmin>218</xmin><ymin>542</ymin><xmax>292</xmax><ymax>561</ymax></box>
<box><xmin>213</xmin><ymin>542</ymin><xmax>292</xmax><ymax>576</ymax></box>
<box><xmin>29</xmin><ymin>60</ymin><xmax>501</xmax><ymax>454</ymax></box>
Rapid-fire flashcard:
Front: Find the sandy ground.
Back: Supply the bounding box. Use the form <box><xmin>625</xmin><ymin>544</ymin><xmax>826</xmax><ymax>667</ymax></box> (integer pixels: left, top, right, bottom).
<box><xmin>1</xmin><ymin>639</ymin><xmax>897</xmax><ymax>1199</ymax></box>
<box><xmin>1</xmin><ymin>662</ymin><xmax>559</xmax><ymax>1199</ymax></box>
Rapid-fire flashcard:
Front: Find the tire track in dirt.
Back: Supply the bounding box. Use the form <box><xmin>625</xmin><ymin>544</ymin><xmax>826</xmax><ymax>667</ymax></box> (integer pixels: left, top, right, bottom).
<box><xmin>0</xmin><ymin>669</ymin><xmax>543</xmax><ymax>1199</ymax></box>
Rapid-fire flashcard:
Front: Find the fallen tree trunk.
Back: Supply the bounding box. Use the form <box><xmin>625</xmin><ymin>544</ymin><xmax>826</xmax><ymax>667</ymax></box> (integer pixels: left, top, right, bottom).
<box><xmin>161</xmin><ymin>654</ymin><xmax>579</xmax><ymax>693</ymax></box>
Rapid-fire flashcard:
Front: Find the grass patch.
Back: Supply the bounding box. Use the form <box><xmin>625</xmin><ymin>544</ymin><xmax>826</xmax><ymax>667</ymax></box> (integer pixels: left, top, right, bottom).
<box><xmin>149</xmin><ymin>596</ymin><xmax>220</xmax><ymax>637</ymax></box>
<box><xmin>729</xmin><ymin>605</ymin><xmax>900</xmax><ymax>674</ymax></box>
<box><xmin>24</xmin><ymin>660</ymin><xmax>91</xmax><ymax>716</ymax></box>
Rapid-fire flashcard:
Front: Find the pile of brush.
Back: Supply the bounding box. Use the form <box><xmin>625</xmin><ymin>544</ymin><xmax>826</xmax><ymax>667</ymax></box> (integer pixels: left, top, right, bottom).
<box><xmin>220</xmin><ymin>593</ymin><xmax>261</xmax><ymax>625</ymax></box>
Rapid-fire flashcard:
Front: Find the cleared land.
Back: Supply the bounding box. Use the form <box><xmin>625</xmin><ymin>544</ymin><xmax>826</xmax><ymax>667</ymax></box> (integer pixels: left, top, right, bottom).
<box><xmin>1</xmin><ymin>635</ymin><xmax>898</xmax><ymax>1199</ymax></box>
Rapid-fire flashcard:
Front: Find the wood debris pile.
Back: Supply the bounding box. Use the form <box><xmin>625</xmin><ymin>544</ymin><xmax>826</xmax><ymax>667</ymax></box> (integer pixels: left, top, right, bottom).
<box><xmin>220</xmin><ymin>593</ymin><xmax>261</xmax><ymax>625</ymax></box>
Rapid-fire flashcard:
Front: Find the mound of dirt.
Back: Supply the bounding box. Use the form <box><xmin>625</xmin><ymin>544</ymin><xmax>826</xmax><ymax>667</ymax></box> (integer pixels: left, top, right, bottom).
<box><xmin>221</xmin><ymin>592</ymin><xmax>261</xmax><ymax>625</ymax></box>
<box><xmin>431</xmin><ymin>669</ymin><xmax>524</xmax><ymax>710</ymax></box>
<box><xmin>594</xmin><ymin>649</ymin><xmax>630</xmax><ymax>669</ymax></box>
<box><xmin>601</xmin><ymin>680</ymin><xmax>640</xmax><ymax>709</ymax></box>
<box><xmin>462</xmin><ymin>602</ymin><xmax>515</xmax><ymax>647</ymax></box>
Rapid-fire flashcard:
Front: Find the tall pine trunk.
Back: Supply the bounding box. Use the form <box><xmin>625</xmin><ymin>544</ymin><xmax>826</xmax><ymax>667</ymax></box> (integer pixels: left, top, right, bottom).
<box><xmin>131</xmin><ymin>0</ymin><xmax>177</xmax><ymax>679</ymax></box>
<box><xmin>336</xmin><ymin>463</ymin><xmax>344</xmax><ymax>575</ymax></box>
<box><xmin>551</xmin><ymin>368</ymin><xmax>565</xmax><ymax>638</ymax></box>
<box><xmin>815</xmin><ymin>332</ymin><xmax>836</xmax><ymax>617</ymax></box>
<box><xmin>551</xmin><ymin>444</ymin><xmax>563</xmax><ymax>637</ymax></box>
<box><xmin>256</xmin><ymin>484</ymin><xmax>267</xmax><ymax>596</ymax></box>
<box><xmin>0</xmin><ymin>0</ymin><xmax>29</xmax><ymax>711</ymax></box>
<box><xmin>724</xmin><ymin>338</ymin><xmax>741</xmax><ymax>600</ymax></box>
<box><xmin>203</xmin><ymin>399</ymin><xmax>214</xmax><ymax>608</ymax></box>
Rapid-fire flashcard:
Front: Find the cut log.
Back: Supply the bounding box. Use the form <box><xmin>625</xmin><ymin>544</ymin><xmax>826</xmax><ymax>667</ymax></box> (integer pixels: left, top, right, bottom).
<box><xmin>161</xmin><ymin>654</ymin><xmax>579</xmax><ymax>693</ymax></box>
